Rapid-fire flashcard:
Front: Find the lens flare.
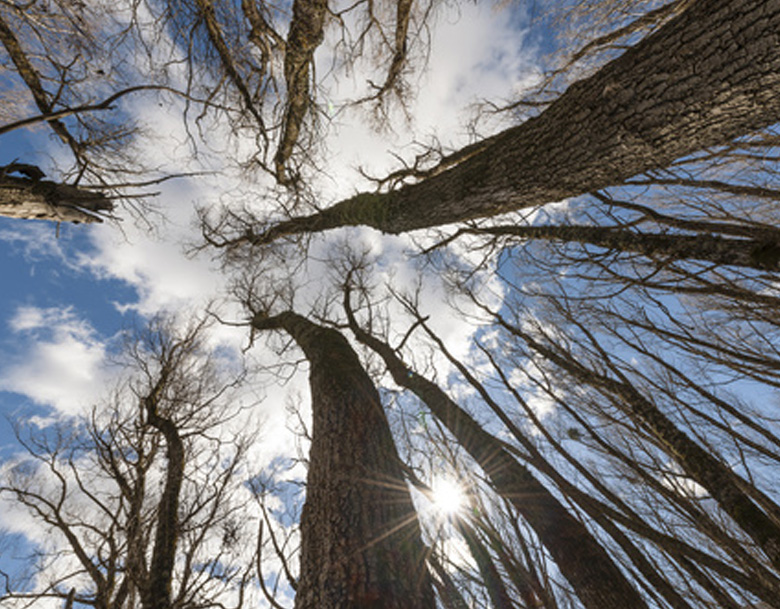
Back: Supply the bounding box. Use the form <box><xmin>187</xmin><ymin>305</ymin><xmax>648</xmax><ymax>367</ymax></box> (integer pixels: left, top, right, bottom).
<box><xmin>431</xmin><ymin>478</ymin><xmax>465</xmax><ymax>516</ymax></box>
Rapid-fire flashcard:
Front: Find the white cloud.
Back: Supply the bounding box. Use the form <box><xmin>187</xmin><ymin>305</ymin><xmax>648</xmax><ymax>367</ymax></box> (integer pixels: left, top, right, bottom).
<box><xmin>8</xmin><ymin>306</ymin><xmax>47</xmax><ymax>332</ymax></box>
<box><xmin>61</xmin><ymin>0</ymin><xmax>534</xmax><ymax>361</ymax></box>
<box><xmin>0</xmin><ymin>8</ymin><xmax>545</xmax><ymax>604</ymax></box>
<box><xmin>316</xmin><ymin>1</ymin><xmax>536</xmax><ymax>201</ymax></box>
<box><xmin>84</xmin><ymin>218</ymin><xmax>225</xmax><ymax>316</ymax></box>
<box><xmin>0</xmin><ymin>223</ymin><xmax>68</xmax><ymax>265</ymax></box>
<box><xmin>6</xmin><ymin>0</ymin><xmax>537</xmax><ymax>542</ymax></box>
<box><xmin>410</xmin><ymin>2</ymin><xmax>534</xmax><ymax>136</ymax></box>
<box><xmin>0</xmin><ymin>307</ymin><xmax>110</xmax><ymax>415</ymax></box>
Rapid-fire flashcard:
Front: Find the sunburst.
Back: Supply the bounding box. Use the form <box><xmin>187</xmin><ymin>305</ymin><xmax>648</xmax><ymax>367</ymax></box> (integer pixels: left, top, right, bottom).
<box><xmin>430</xmin><ymin>478</ymin><xmax>465</xmax><ymax>517</ymax></box>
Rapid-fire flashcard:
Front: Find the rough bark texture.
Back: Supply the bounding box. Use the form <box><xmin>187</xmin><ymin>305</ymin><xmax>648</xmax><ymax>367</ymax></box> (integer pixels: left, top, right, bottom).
<box><xmin>143</xmin><ymin>369</ymin><xmax>184</xmax><ymax>609</ymax></box>
<box><xmin>472</xmin><ymin>224</ymin><xmax>780</xmax><ymax>270</ymax></box>
<box><xmin>274</xmin><ymin>0</ymin><xmax>327</xmax><ymax>183</ymax></box>
<box><xmin>252</xmin><ymin>312</ymin><xmax>435</xmax><ymax>609</ymax></box>
<box><xmin>256</xmin><ymin>0</ymin><xmax>780</xmax><ymax>240</ymax></box>
<box><xmin>345</xmin><ymin>308</ymin><xmax>648</xmax><ymax>609</ymax></box>
<box><xmin>0</xmin><ymin>170</ymin><xmax>113</xmax><ymax>223</ymax></box>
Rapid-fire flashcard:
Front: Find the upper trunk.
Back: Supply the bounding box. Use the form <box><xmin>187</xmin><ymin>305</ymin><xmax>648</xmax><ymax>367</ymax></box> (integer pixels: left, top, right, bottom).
<box><xmin>252</xmin><ymin>0</ymin><xmax>780</xmax><ymax>241</ymax></box>
<box><xmin>471</xmin><ymin>223</ymin><xmax>780</xmax><ymax>270</ymax></box>
<box><xmin>252</xmin><ymin>311</ymin><xmax>435</xmax><ymax>609</ymax></box>
<box><xmin>274</xmin><ymin>0</ymin><xmax>327</xmax><ymax>183</ymax></box>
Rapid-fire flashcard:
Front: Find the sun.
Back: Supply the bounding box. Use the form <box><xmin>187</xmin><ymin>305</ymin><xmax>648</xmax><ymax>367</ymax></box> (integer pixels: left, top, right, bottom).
<box><xmin>431</xmin><ymin>478</ymin><xmax>465</xmax><ymax>517</ymax></box>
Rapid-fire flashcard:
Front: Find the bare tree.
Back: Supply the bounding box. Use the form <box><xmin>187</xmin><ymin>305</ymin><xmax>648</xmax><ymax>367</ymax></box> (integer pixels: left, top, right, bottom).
<box><xmin>323</xmin><ymin>250</ymin><xmax>780</xmax><ymax>607</ymax></box>
<box><xmin>0</xmin><ymin>162</ymin><xmax>114</xmax><ymax>223</ymax></box>
<box><xmin>0</xmin><ymin>0</ymin><xmax>447</xmax><ymax>222</ymax></box>
<box><xmin>220</xmin><ymin>0</ymin><xmax>780</xmax><ymax>244</ymax></box>
<box><xmin>7</xmin><ymin>1</ymin><xmax>780</xmax><ymax>608</ymax></box>
<box><xmin>0</xmin><ymin>318</ymin><xmax>260</xmax><ymax>609</ymax></box>
<box><xmin>341</xmin><ymin>281</ymin><xmax>651</xmax><ymax>609</ymax></box>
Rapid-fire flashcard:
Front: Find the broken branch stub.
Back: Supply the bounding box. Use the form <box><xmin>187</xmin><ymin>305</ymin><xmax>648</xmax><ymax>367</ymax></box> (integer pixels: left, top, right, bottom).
<box><xmin>0</xmin><ymin>169</ymin><xmax>113</xmax><ymax>223</ymax></box>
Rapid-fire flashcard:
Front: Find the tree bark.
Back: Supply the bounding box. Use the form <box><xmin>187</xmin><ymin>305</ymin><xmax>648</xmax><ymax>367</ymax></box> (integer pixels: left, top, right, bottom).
<box><xmin>465</xmin><ymin>223</ymin><xmax>780</xmax><ymax>270</ymax></box>
<box><xmin>0</xmin><ymin>167</ymin><xmax>112</xmax><ymax>223</ymax></box>
<box><xmin>143</xmin><ymin>372</ymin><xmax>185</xmax><ymax>609</ymax></box>
<box><xmin>274</xmin><ymin>0</ymin><xmax>327</xmax><ymax>183</ymax></box>
<box><xmin>0</xmin><ymin>177</ymin><xmax>112</xmax><ymax>224</ymax></box>
<box><xmin>252</xmin><ymin>0</ymin><xmax>780</xmax><ymax>241</ymax></box>
<box><xmin>454</xmin><ymin>519</ymin><xmax>515</xmax><ymax>609</ymax></box>
<box><xmin>251</xmin><ymin>311</ymin><xmax>435</xmax><ymax>609</ymax></box>
<box><xmin>344</xmin><ymin>302</ymin><xmax>649</xmax><ymax>609</ymax></box>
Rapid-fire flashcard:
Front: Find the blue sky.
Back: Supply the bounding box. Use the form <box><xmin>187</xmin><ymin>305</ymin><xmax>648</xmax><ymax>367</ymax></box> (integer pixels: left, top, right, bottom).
<box><xmin>0</xmin><ymin>125</ymin><xmax>142</xmax><ymax>446</ymax></box>
<box><xmin>0</xmin><ymin>217</ymin><xmax>139</xmax><ymax>451</ymax></box>
<box><xmin>5</xmin><ymin>5</ymin><xmax>780</xmax><ymax>608</ymax></box>
<box><xmin>0</xmin><ymin>8</ymin><xmax>540</xmax><ymax>599</ymax></box>
<box><xmin>0</xmin><ymin>126</ymin><xmax>129</xmax><ymax>457</ymax></box>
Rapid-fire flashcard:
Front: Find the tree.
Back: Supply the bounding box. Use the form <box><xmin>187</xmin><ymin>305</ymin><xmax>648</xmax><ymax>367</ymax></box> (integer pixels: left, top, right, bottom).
<box><xmin>422</xmin><ymin>224</ymin><xmax>780</xmax><ymax>604</ymax></box>
<box><xmin>342</xmin><ymin>284</ymin><xmax>649</xmax><ymax>609</ymax></box>
<box><xmin>0</xmin><ymin>162</ymin><xmax>114</xmax><ymax>223</ymax></box>
<box><xmin>210</xmin><ymin>0</ymin><xmax>780</xmax><ymax>600</ymax></box>
<box><xmin>0</xmin><ymin>0</ymin><xmax>439</xmax><ymax>220</ymax></box>
<box><xmin>0</xmin><ymin>0</ymin><xmax>189</xmax><ymax>222</ymax></box>
<box><xmin>491</xmin><ymin>306</ymin><xmax>780</xmax><ymax>572</ymax></box>
<box><xmin>0</xmin><ymin>319</ymin><xmax>259</xmax><ymax>609</ymax></box>
<box><xmin>250</xmin><ymin>311</ymin><xmax>435</xmax><ymax>609</ymax></box>
<box><xmin>327</xmin><ymin>251</ymin><xmax>780</xmax><ymax>607</ymax></box>
<box><xmin>430</xmin><ymin>221</ymin><xmax>780</xmax><ymax>271</ymax></box>
<box><xmin>4</xmin><ymin>1</ymin><xmax>780</xmax><ymax>608</ymax></box>
<box><xmin>215</xmin><ymin>0</ymin><xmax>780</xmax><ymax>244</ymax></box>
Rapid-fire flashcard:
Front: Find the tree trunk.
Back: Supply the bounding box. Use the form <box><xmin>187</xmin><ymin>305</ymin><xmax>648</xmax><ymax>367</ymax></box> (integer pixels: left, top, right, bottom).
<box><xmin>274</xmin><ymin>0</ymin><xmax>327</xmax><ymax>183</ymax></box>
<box><xmin>454</xmin><ymin>519</ymin><xmax>515</xmax><ymax>609</ymax></box>
<box><xmin>0</xmin><ymin>12</ymin><xmax>78</xmax><ymax>150</ymax></box>
<box><xmin>0</xmin><ymin>167</ymin><xmax>112</xmax><ymax>223</ymax></box>
<box><xmin>252</xmin><ymin>311</ymin><xmax>435</xmax><ymax>609</ymax></box>
<box><xmin>469</xmin><ymin>224</ymin><xmax>780</xmax><ymax>270</ymax></box>
<box><xmin>344</xmin><ymin>303</ymin><xmax>649</xmax><ymax>609</ymax></box>
<box><xmin>253</xmin><ymin>0</ymin><xmax>780</xmax><ymax>241</ymax></box>
<box><xmin>144</xmin><ymin>380</ymin><xmax>185</xmax><ymax>609</ymax></box>
<box><xmin>506</xmin><ymin>318</ymin><xmax>780</xmax><ymax>573</ymax></box>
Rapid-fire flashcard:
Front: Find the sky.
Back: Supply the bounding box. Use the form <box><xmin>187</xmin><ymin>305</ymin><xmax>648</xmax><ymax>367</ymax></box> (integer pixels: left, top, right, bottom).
<box><xmin>0</xmin><ymin>1</ymin><xmax>543</xmax><ymax>600</ymax></box>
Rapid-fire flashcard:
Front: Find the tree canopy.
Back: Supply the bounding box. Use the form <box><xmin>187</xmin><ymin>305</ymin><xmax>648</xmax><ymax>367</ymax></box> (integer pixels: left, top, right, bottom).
<box><xmin>2</xmin><ymin>1</ymin><xmax>780</xmax><ymax>608</ymax></box>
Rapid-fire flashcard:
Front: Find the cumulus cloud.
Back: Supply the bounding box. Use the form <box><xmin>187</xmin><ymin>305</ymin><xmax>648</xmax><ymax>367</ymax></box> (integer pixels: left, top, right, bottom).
<box><xmin>0</xmin><ymin>307</ymin><xmax>110</xmax><ymax>416</ymax></box>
